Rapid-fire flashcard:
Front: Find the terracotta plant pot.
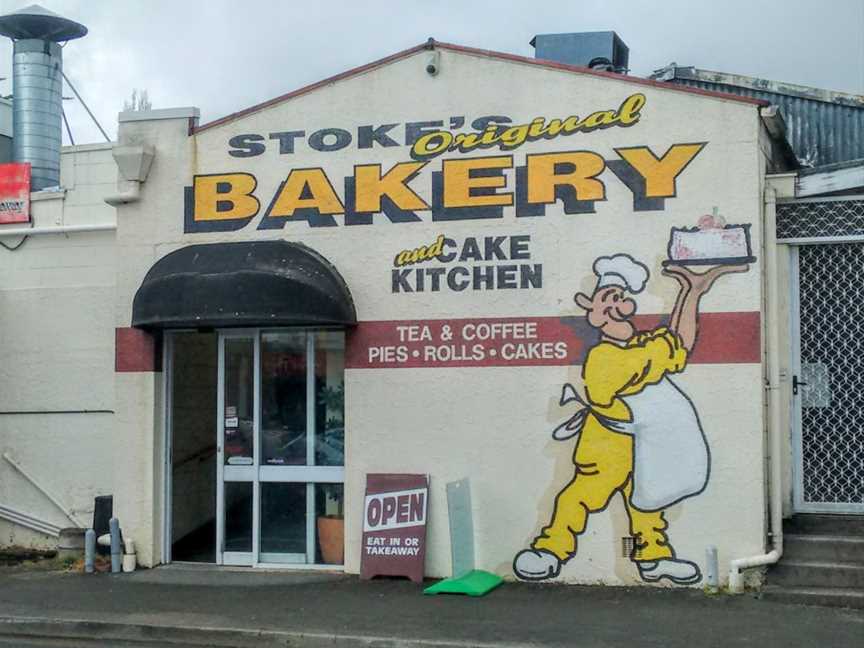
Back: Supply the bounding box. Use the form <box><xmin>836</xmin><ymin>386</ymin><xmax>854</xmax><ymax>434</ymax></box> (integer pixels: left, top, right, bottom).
<box><xmin>317</xmin><ymin>515</ymin><xmax>344</xmax><ymax>565</ymax></box>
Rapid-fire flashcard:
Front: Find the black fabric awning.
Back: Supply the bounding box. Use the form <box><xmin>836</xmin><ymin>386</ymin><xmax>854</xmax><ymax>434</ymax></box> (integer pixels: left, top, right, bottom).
<box><xmin>132</xmin><ymin>241</ymin><xmax>357</xmax><ymax>329</ymax></box>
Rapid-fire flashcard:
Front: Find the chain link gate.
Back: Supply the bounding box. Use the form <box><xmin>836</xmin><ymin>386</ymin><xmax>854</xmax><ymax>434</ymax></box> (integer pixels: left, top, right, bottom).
<box><xmin>793</xmin><ymin>242</ymin><xmax>864</xmax><ymax>513</ymax></box>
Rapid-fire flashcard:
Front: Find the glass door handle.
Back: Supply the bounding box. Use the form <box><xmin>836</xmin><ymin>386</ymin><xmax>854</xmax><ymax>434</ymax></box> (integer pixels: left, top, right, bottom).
<box><xmin>792</xmin><ymin>375</ymin><xmax>808</xmax><ymax>396</ymax></box>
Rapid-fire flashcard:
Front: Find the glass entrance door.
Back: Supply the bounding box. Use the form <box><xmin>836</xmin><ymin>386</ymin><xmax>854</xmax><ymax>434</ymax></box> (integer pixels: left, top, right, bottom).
<box><xmin>216</xmin><ymin>329</ymin><xmax>345</xmax><ymax>566</ymax></box>
<box><xmin>217</xmin><ymin>332</ymin><xmax>257</xmax><ymax>565</ymax></box>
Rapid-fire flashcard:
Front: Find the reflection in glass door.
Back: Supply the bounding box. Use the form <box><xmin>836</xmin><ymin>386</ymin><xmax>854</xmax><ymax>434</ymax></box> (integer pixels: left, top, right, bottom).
<box><xmin>217</xmin><ymin>333</ymin><xmax>258</xmax><ymax>565</ymax></box>
<box><xmin>216</xmin><ymin>329</ymin><xmax>345</xmax><ymax>567</ymax></box>
<box><xmin>259</xmin><ymin>331</ymin><xmax>308</xmax><ymax>563</ymax></box>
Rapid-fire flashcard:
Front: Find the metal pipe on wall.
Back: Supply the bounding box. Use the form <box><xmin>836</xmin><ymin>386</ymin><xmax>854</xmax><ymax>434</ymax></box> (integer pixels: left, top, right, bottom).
<box><xmin>728</xmin><ymin>185</ymin><xmax>784</xmax><ymax>591</ymax></box>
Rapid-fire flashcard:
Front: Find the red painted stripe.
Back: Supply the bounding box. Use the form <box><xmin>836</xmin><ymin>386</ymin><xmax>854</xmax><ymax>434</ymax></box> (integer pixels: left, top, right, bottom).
<box><xmin>632</xmin><ymin>312</ymin><xmax>762</xmax><ymax>365</ymax></box>
<box><xmin>194</xmin><ymin>41</ymin><xmax>766</xmax><ymax>133</ymax></box>
<box><xmin>345</xmin><ymin>312</ymin><xmax>761</xmax><ymax>369</ymax></box>
<box><xmin>115</xmin><ymin>328</ymin><xmax>160</xmax><ymax>372</ymax></box>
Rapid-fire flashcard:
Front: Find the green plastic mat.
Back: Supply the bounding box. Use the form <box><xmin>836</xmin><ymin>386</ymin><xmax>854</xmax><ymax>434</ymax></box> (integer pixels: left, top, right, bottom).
<box><xmin>423</xmin><ymin>570</ymin><xmax>503</xmax><ymax>596</ymax></box>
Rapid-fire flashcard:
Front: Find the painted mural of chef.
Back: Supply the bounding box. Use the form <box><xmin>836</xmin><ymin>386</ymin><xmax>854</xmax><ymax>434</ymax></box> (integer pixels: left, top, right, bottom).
<box><xmin>513</xmin><ymin>241</ymin><xmax>750</xmax><ymax>585</ymax></box>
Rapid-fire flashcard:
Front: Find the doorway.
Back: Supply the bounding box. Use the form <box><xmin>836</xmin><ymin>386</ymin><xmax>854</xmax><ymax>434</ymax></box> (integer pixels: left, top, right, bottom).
<box><xmin>791</xmin><ymin>243</ymin><xmax>864</xmax><ymax>513</ymax></box>
<box><xmin>168</xmin><ymin>331</ymin><xmax>218</xmax><ymax>562</ymax></box>
<box><xmin>165</xmin><ymin>328</ymin><xmax>346</xmax><ymax>566</ymax></box>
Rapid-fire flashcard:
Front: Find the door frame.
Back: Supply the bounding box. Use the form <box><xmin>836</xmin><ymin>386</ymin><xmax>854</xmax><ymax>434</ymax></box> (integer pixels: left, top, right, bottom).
<box><xmin>789</xmin><ymin>244</ymin><xmax>808</xmax><ymax>513</ymax></box>
<box><xmin>216</xmin><ymin>328</ymin><xmax>260</xmax><ymax>566</ymax></box>
<box><xmin>162</xmin><ymin>327</ymin><xmax>346</xmax><ymax>568</ymax></box>
<box><xmin>161</xmin><ymin>332</ymin><xmax>174</xmax><ymax>565</ymax></box>
<box><xmin>790</xmin><ymin>243</ymin><xmax>864</xmax><ymax>514</ymax></box>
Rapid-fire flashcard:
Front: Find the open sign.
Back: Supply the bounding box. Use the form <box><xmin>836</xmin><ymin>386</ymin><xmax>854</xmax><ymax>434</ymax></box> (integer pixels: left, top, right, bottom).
<box><xmin>364</xmin><ymin>487</ymin><xmax>427</xmax><ymax>532</ymax></box>
<box><xmin>360</xmin><ymin>474</ymin><xmax>429</xmax><ymax>583</ymax></box>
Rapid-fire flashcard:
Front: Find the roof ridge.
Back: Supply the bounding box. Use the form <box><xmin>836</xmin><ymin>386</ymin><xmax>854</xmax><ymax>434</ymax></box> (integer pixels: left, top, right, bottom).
<box><xmin>193</xmin><ymin>39</ymin><xmax>767</xmax><ymax>134</ymax></box>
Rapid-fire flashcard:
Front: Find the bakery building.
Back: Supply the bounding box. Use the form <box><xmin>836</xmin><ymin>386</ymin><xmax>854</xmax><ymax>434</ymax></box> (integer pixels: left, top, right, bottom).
<box><xmin>1</xmin><ymin>8</ymin><xmax>862</xmax><ymax>596</ymax></box>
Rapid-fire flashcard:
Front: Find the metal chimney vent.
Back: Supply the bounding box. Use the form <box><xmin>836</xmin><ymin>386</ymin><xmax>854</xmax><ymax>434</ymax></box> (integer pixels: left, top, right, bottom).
<box><xmin>530</xmin><ymin>32</ymin><xmax>629</xmax><ymax>74</ymax></box>
<box><xmin>0</xmin><ymin>4</ymin><xmax>87</xmax><ymax>191</ymax></box>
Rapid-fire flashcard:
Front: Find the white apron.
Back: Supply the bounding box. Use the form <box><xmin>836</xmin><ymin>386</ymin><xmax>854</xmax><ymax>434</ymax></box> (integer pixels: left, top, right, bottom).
<box><xmin>554</xmin><ymin>379</ymin><xmax>710</xmax><ymax>512</ymax></box>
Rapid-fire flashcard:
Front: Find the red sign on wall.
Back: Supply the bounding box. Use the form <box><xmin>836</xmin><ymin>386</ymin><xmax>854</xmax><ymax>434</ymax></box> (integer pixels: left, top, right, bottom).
<box><xmin>346</xmin><ymin>313</ymin><xmax>761</xmax><ymax>370</ymax></box>
<box><xmin>0</xmin><ymin>162</ymin><xmax>31</xmax><ymax>224</ymax></box>
<box><xmin>360</xmin><ymin>473</ymin><xmax>428</xmax><ymax>583</ymax></box>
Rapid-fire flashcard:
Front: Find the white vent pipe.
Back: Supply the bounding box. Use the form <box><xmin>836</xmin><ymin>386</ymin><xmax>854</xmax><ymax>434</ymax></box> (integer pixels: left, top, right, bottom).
<box><xmin>728</xmin><ymin>186</ymin><xmax>783</xmax><ymax>591</ymax></box>
<box><xmin>0</xmin><ymin>223</ymin><xmax>116</xmax><ymax>238</ymax></box>
<box><xmin>2</xmin><ymin>452</ymin><xmax>84</xmax><ymax>527</ymax></box>
<box><xmin>0</xmin><ymin>503</ymin><xmax>61</xmax><ymax>536</ymax></box>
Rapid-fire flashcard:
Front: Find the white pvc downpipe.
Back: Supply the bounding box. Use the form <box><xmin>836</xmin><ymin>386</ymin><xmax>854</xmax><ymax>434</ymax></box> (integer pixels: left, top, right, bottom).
<box><xmin>2</xmin><ymin>453</ymin><xmax>84</xmax><ymax>527</ymax></box>
<box><xmin>729</xmin><ymin>186</ymin><xmax>784</xmax><ymax>592</ymax></box>
<box><xmin>0</xmin><ymin>503</ymin><xmax>61</xmax><ymax>536</ymax></box>
<box><xmin>0</xmin><ymin>223</ymin><xmax>116</xmax><ymax>238</ymax></box>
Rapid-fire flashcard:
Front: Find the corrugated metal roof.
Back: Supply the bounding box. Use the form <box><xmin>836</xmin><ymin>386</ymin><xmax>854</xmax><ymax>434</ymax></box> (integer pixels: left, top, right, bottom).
<box><xmin>652</xmin><ymin>66</ymin><xmax>864</xmax><ymax>168</ymax></box>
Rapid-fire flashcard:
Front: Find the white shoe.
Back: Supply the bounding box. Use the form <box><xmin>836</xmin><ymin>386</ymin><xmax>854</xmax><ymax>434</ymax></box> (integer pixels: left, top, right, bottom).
<box><xmin>637</xmin><ymin>558</ymin><xmax>702</xmax><ymax>585</ymax></box>
<box><xmin>513</xmin><ymin>549</ymin><xmax>561</xmax><ymax>581</ymax></box>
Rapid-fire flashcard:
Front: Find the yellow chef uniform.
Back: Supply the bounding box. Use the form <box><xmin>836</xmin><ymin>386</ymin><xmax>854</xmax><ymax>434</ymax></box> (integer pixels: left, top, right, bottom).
<box><xmin>532</xmin><ymin>326</ymin><xmax>688</xmax><ymax>562</ymax></box>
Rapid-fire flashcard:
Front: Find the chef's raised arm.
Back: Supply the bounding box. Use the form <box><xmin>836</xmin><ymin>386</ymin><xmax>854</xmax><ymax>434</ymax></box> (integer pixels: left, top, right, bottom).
<box><xmin>664</xmin><ymin>264</ymin><xmax>749</xmax><ymax>352</ymax></box>
<box><xmin>583</xmin><ymin>329</ymin><xmax>687</xmax><ymax>415</ymax></box>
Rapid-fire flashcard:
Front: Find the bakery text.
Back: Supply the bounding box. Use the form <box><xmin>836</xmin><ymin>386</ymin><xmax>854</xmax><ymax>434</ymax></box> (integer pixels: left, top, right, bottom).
<box><xmin>184</xmin><ymin>142</ymin><xmax>707</xmax><ymax>233</ymax></box>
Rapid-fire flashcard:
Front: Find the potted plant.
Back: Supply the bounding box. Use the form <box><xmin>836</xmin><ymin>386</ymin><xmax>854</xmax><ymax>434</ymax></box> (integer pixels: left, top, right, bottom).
<box><xmin>317</xmin><ymin>484</ymin><xmax>344</xmax><ymax>564</ymax></box>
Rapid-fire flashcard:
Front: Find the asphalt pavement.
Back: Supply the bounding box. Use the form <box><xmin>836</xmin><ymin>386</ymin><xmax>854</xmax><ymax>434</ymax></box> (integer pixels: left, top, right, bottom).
<box><xmin>0</xmin><ymin>564</ymin><xmax>861</xmax><ymax>647</ymax></box>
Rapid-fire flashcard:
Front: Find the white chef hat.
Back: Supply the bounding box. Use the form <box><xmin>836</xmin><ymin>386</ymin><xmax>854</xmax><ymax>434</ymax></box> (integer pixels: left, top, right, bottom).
<box><xmin>593</xmin><ymin>254</ymin><xmax>649</xmax><ymax>294</ymax></box>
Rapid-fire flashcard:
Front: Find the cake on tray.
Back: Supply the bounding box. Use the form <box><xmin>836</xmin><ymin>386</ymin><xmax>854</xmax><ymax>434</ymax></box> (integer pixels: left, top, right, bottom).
<box><xmin>665</xmin><ymin>212</ymin><xmax>756</xmax><ymax>266</ymax></box>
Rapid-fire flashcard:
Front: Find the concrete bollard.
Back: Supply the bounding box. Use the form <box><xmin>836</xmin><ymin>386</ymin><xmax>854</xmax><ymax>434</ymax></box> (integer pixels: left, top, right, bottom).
<box><xmin>706</xmin><ymin>545</ymin><xmax>719</xmax><ymax>588</ymax></box>
<box><xmin>84</xmin><ymin>529</ymin><xmax>96</xmax><ymax>573</ymax></box>
<box><xmin>109</xmin><ymin>517</ymin><xmax>121</xmax><ymax>574</ymax></box>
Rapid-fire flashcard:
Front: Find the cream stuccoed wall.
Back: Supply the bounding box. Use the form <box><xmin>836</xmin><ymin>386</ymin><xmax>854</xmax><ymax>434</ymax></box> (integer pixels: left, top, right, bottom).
<box><xmin>112</xmin><ymin>47</ymin><xmax>769</xmax><ymax>584</ymax></box>
<box><xmin>0</xmin><ymin>143</ymin><xmax>117</xmax><ymax>548</ymax></box>
<box><xmin>111</xmin><ymin>111</ymin><xmax>199</xmax><ymax>567</ymax></box>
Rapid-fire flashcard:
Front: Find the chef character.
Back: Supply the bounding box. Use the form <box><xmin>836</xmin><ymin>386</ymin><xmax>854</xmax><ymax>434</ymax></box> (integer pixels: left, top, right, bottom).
<box><xmin>513</xmin><ymin>253</ymin><xmax>747</xmax><ymax>584</ymax></box>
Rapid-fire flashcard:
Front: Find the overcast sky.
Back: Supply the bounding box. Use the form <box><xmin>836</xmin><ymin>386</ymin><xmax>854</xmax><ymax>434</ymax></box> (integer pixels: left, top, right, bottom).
<box><xmin>0</xmin><ymin>0</ymin><xmax>861</xmax><ymax>144</ymax></box>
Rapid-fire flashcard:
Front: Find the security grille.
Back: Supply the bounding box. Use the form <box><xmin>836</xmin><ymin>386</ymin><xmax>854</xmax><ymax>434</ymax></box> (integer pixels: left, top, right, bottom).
<box><xmin>778</xmin><ymin>199</ymin><xmax>864</xmax><ymax>240</ymax></box>
<box><xmin>797</xmin><ymin>243</ymin><xmax>864</xmax><ymax>511</ymax></box>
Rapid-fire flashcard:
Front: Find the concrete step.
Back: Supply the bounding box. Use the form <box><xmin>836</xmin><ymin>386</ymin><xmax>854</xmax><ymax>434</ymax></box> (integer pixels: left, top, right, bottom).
<box><xmin>762</xmin><ymin>585</ymin><xmax>864</xmax><ymax>610</ymax></box>
<box><xmin>783</xmin><ymin>514</ymin><xmax>864</xmax><ymax>536</ymax></box>
<box><xmin>784</xmin><ymin>534</ymin><xmax>864</xmax><ymax>564</ymax></box>
<box><xmin>770</xmin><ymin>559</ymin><xmax>864</xmax><ymax>589</ymax></box>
